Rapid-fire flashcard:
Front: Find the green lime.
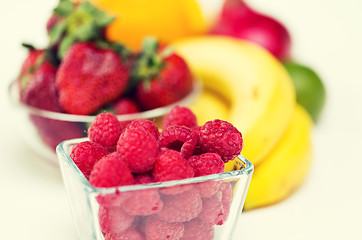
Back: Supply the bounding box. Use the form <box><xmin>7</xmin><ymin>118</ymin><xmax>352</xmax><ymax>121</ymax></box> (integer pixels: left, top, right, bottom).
<box><xmin>283</xmin><ymin>61</ymin><xmax>326</xmax><ymax>122</ymax></box>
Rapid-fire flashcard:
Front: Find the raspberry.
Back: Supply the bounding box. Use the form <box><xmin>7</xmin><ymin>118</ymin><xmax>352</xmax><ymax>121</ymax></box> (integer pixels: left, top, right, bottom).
<box><xmin>162</xmin><ymin>105</ymin><xmax>197</xmax><ymax>129</ymax></box>
<box><xmin>154</xmin><ymin>150</ymin><xmax>194</xmax><ymax>196</ymax></box>
<box><xmin>96</xmin><ymin>190</ymin><xmax>131</xmax><ymax>208</ymax></box>
<box><xmin>190</xmin><ymin>126</ymin><xmax>205</xmax><ymax>155</ymax></box>
<box><xmin>122</xmin><ymin>189</ymin><xmax>163</xmax><ymax>216</ymax></box>
<box><xmin>198</xmin><ymin>182</ymin><xmax>232</xmax><ymax>226</ymax></box>
<box><xmin>70</xmin><ymin>141</ymin><xmax>108</xmax><ymax>179</ymax></box>
<box><xmin>98</xmin><ymin>205</ymin><xmax>135</xmax><ymax>234</ymax></box>
<box><xmin>159</xmin><ymin>125</ymin><xmax>198</xmax><ymax>159</ymax></box>
<box><xmin>145</xmin><ymin>216</ymin><xmax>184</xmax><ymax>240</ymax></box>
<box><xmin>157</xmin><ymin>188</ymin><xmax>202</xmax><ymax>222</ymax></box>
<box><xmin>134</xmin><ymin>173</ymin><xmax>154</xmax><ymax>185</ymax></box>
<box><xmin>195</xmin><ymin>181</ymin><xmax>221</xmax><ymax>198</ymax></box>
<box><xmin>219</xmin><ymin>182</ymin><xmax>232</xmax><ymax>224</ymax></box>
<box><xmin>126</xmin><ymin>120</ymin><xmax>160</xmax><ymax>140</ymax></box>
<box><xmin>88</xmin><ymin>113</ymin><xmax>122</xmax><ymax>150</ymax></box>
<box><xmin>89</xmin><ymin>152</ymin><xmax>134</xmax><ymax>188</ymax></box>
<box><xmin>198</xmin><ymin>192</ymin><xmax>225</xmax><ymax>225</ymax></box>
<box><xmin>198</xmin><ymin>119</ymin><xmax>243</xmax><ymax>162</ymax></box>
<box><xmin>180</xmin><ymin>218</ymin><xmax>214</xmax><ymax>240</ymax></box>
<box><xmin>153</xmin><ymin>150</ymin><xmax>194</xmax><ymax>182</ymax></box>
<box><xmin>187</xmin><ymin>153</ymin><xmax>225</xmax><ymax>177</ymax></box>
<box><xmin>104</xmin><ymin>227</ymin><xmax>144</xmax><ymax>240</ymax></box>
<box><xmin>135</xmin><ymin>216</ymin><xmax>147</xmax><ymax>235</ymax></box>
<box><xmin>117</xmin><ymin>127</ymin><xmax>159</xmax><ymax>173</ymax></box>
<box><xmin>159</xmin><ymin>184</ymin><xmax>194</xmax><ymax>196</ymax></box>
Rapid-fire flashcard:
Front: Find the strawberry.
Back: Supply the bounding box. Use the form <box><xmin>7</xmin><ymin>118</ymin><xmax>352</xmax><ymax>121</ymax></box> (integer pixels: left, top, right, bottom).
<box><xmin>46</xmin><ymin>13</ymin><xmax>63</xmax><ymax>34</ymax></box>
<box><xmin>16</xmin><ymin>45</ymin><xmax>84</xmax><ymax>151</ymax></box>
<box><xmin>17</xmin><ymin>44</ymin><xmax>61</xmax><ymax>112</ymax></box>
<box><xmin>131</xmin><ymin>38</ymin><xmax>194</xmax><ymax>110</ymax></box>
<box><xmin>56</xmin><ymin>42</ymin><xmax>131</xmax><ymax>115</ymax></box>
<box><xmin>111</xmin><ymin>98</ymin><xmax>140</xmax><ymax>116</ymax></box>
<box><xmin>107</xmin><ymin>97</ymin><xmax>141</xmax><ymax>128</ymax></box>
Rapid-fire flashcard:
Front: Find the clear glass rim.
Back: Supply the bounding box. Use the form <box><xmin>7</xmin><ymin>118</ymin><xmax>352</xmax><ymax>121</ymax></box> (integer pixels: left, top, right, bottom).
<box><xmin>8</xmin><ymin>79</ymin><xmax>202</xmax><ymax>122</ymax></box>
<box><xmin>56</xmin><ymin>138</ymin><xmax>254</xmax><ymax>194</ymax></box>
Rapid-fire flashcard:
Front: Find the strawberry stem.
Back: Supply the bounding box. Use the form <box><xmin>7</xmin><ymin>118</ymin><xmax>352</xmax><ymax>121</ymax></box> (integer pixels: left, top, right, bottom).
<box><xmin>95</xmin><ymin>40</ymin><xmax>132</xmax><ymax>62</ymax></box>
<box><xmin>21</xmin><ymin>43</ymin><xmax>36</xmax><ymax>51</ymax></box>
<box><xmin>126</xmin><ymin>37</ymin><xmax>176</xmax><ymax>93</ymax></box>
<box><xmin>130</xmin><ymin>37</ymin><xmax>167</xmax><ymax>83</ymax></box>
<box><xmin>48</xmin><ymin>0</ymin><xmax>116</xmax><ymax>59</ymax></box>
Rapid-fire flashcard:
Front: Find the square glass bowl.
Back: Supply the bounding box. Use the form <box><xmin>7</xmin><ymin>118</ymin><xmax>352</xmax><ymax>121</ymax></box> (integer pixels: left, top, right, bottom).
<box><xmin>56</xmin><ymin>138</ymin><xmax>254</xmax><ymax>240</ymax></box>
<box><xmin>8</xmin><ymin>80</ymin><xmax>201</xmax><ymax>164</ymax></box>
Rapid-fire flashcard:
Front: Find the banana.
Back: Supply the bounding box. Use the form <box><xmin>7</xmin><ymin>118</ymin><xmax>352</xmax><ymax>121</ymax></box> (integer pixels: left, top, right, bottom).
<box><xmin>188</xmin><ymin>89</ymin><xmax>230</xmax><ymax>125</ymax></box>
<box><xmin>172</xmin><ymin>36</ymin><xmax>295</xmax><ymax>165</ymax></box>
<box><xmin>244</xmin><ymin>104</ymin><xmax>313</xmax><ymax>210</ymax></box>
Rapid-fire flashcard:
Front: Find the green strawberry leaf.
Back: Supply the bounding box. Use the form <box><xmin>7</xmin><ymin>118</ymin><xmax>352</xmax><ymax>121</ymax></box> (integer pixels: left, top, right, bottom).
<box><xmin>58</xmin><ymin>35</ymin><xmax>76</xmax><ymax>59</ymax></box>
<box><xmin>95</xmin><ymin>40</ymin><xmax>132</xmax><ymax>61</ymax></box>
<box><xmin>49</xmin><ymin>0</ymin><xmax>116</xmax><ymax>59</ymax></box>
<box><xmin>110</xmin><ymin>42</ymin><xmax>131</xmax><ymax>61</ymax></box>
<box><xmin>78</xmin><ymin>1</ymin><xmax>115</xmax><ymax>27</ymax></box>
<box><xmin>159</xmin><ymin>46</ymin><xmax>174</xmax><ymax>60</ymax></box>
<box><xmin>130</xmin><ymin>37</ymin><xmax>165</xmax><ymax>84</ymax></box>
<box><xmin>53</xmin><ymin>0</ymin><xmax>73</xmax><ymax>17</ymax></box>
<box><xmin>142</xmin><ymin>37</ymin><xmax>159</xmax><ymax>56</ymax></box>
<box><xmin>48</xmin><ymin>20</ymin><xmax>67</xmax><ymax>45</ymax></box>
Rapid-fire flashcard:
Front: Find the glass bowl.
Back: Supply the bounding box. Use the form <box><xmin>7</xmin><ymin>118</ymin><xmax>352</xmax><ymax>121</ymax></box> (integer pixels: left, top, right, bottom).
<box><xmin>8</xmin><ymin>80</ymin><xmax>201</xmax><ymax>164</ymax></box>
<box><xmin>56</xmin><ymin>138</ymin><xmax>253</xmax><ymax>240</ymax></box>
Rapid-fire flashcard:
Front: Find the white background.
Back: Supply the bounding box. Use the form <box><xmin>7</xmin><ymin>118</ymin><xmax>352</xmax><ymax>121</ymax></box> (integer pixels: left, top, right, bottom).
<box><xmin>1</xmin><ymin>0</ymin><xmax>362</xmax><ymax>239</ymax></box>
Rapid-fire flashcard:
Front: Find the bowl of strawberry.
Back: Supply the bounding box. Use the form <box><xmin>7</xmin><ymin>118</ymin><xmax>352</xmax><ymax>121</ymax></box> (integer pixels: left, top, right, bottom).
<box><xmin>56</xmin><ymin>106</ymin><xmax>253</xmax><ymax>240</ymax></box>
<box><xmin>8</xmin><ymin>0</ymin><xmax>201</xmax><ymax>163</ymax></box>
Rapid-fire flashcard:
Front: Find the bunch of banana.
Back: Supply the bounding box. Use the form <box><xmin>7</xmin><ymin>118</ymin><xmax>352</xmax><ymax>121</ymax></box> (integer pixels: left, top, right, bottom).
<box><xmin>172</xmin><ymin>36</ymin><xmax>313</xmax><ymax>210</ymax></box>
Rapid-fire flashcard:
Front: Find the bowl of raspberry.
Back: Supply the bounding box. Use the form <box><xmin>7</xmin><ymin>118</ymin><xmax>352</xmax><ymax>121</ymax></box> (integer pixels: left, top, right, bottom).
<box><xmin>9</xmin><ymin>38</ymin><xmax>201</xmax><ymax>164</ymax></box>
<box><xmin>56</xmin><ymin>106</ymin><xmax>253</xmax><ymax>240</ymax></box>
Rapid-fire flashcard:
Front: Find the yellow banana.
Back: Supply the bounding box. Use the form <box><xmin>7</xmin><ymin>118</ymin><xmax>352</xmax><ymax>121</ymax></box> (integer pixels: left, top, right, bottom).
<box><xmin>244</xmin><ymin>104</ymin><xmax>313</xmax><ymax>210</ymax></box>
<box><xmin>172</xmin><ymin>36</ymin><xmax>295</xmax><ymax>165</ymax></box>
<box><xmin>188</xmin><ymin>89</ymin><xmax>230</xmax><ymax>125</ymax></box>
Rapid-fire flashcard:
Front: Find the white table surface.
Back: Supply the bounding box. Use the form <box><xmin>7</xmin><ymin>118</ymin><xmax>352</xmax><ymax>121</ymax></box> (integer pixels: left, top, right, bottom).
<box><xmin>1</xmin><ymin>0</ymin><xmax>361</xmax><ymax>239</ymax></box>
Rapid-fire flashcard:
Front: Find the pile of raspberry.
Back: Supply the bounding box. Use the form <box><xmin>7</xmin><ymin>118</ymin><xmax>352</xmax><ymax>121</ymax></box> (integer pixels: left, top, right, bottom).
<box><xmin>70</xmin><ymin>106</ymin><xmax>243</xmax><ymax>240</ymax></box>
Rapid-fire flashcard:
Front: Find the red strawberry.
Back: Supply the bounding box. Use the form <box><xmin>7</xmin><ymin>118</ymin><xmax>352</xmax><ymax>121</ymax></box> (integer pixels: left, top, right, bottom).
<box><xmin>17</xmin><ymin>45</ymin><xmax>61</xmax><ymax>112</ymax></box>
<box><xmin>109</xmin><ymin>98</ymin><xmax>141</xmax><ymax>128</ymax></box>
<box><xmin>111</xmin><ymin>98</ymin><xmax>140</xmax><ymax>116</ymax></box>
<box><xmin>132</xmin><ymin>38</ymin><xmax>194</xmax><ymax>110</ymax></box>
<box><xmin>16</xmin><ymin>45</ymin><xmax>84</xmax><ymax>151</ymax></box>
<box><xmin>56</xmin><ymin>42</ymin><xmax>130</xmax><ymax>115</ymax></box>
